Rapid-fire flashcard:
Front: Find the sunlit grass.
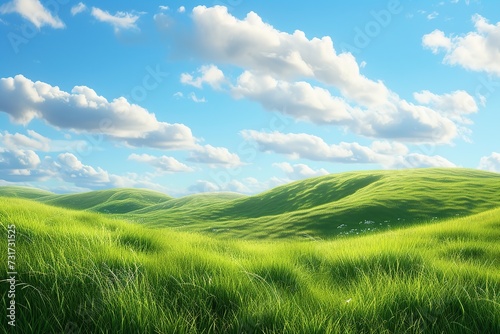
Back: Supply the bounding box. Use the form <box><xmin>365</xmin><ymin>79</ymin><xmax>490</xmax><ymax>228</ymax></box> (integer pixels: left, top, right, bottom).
<box><xmin>1</xmin><ymin>197</ymin><xmax>499</xmax><ymax>333</ymax></box>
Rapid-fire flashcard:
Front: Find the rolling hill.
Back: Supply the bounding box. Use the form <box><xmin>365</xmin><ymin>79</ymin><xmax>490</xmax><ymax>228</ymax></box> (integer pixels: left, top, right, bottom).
<box><xmin>121</xmin><ymin>168</ymin><xmax>500</xmax><ymax>238</ymax></box>
<box><xmin>1</xmin><ymin>168</ymin><xmax>499</xmax><ymax>238</ymax></box>
<box><xmin>0</xmin><ymin>186</ymin><xmax>53</xmax><ymax>200</ymax></box>
<box><xmin>38</xmin><ymin>188</ymin><xmax>172</xmax><ymax>214</ymax></box>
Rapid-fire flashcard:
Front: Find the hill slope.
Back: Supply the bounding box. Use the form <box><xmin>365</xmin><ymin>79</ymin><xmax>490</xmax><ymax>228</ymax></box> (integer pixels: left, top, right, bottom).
<box><xmin>1</xmin><ymin>168</ymin><xmax>499</xmax><ymax>238</ymax></box>
<box><xmin>0</xmin><ymin>197</ymin><xmax>498</xmax><ymax>333</ymax></box>
<box><xmin>123</xmin><ymin>168</ymin><xmax>500</xmax><ymax>238</ymax></box>
<box><xmin>0</xmin><ymin>186</ymin><xmax>53</xmax><ymax>199</ymax></box>
<box><xmin>39</xmin><ymin>188</ymin><xmax>172</xmax><ymax>214</ymax></box>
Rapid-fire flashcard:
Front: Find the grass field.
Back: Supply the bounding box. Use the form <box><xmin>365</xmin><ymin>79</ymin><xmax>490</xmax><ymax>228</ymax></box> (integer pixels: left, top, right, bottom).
<box><xmin>4</xmin><ymin>168</ymin><xmax>500</xmax><ymax>239</ymax></box>
<box><xmin>1</xmin><ymin>191</ymin><xmax>499</xmax><ymax>332</ymax></box>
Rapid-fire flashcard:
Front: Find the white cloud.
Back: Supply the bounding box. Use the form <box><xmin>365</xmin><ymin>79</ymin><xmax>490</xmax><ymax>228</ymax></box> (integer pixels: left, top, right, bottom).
<box><xmin>1</xmin><ymin>130</ymin><xmax>50</xmax><ymax>151</ymax></box>
<box><xmin>233</xmin><ymin>71</ymin><xmax>460</xmax><ymax>143</ymax></box>
<box><xmin>178</xmin><ymin>6</ymin><xmax>186</xmax><ymax>13</ymax></box>
<box><xmin>91</xmin><ymin>7</ymin><xmax>140</xmax><ymax>32</ymax></box>
<box><xmin>188</xmin><ymin>180</ymin><xmax>219</xmax><ymax>193</ymax></box>
<box><xmin>71</xmin><ymin>2</ymin><xmax>87</xmax><ymax>16</ymax></box>
<box><xmin>422</xmin><ymin>29</ymin><xmax>452</xmax><ymax>54</ymax></box>
<box><xmin>232</xmin><ymin>71</ymin><xmax>353</xmax><ymax>124</ymax></box>
<box><xmin>391</xmin><ymin>153</ymin><xmax>456</xmax><ymax>168</ymax></box>
<box><xmin>0</xmin><ymin>75</ymin><xmax>197</xmax><ymax>150</ymax></box>
<box><xmin>128</xmin><ymin>153</ymin><xmax>193</xmax><ymax>173</ymax></box>
<box><xmin>159</xmin><ymin>5</ymin><xmax>169</xmax><ymax>11</ymax></box>
<box><xmin>427</xmin><ymin>12</ymin><xmax>439</xmax><ymax>20</ymax></box>
<box><xmin>241</xmin><ymin>130</ymin><xmax>387</xmax><ymax>164</ymax></box>
<box><xmin>172</xmin><ymin>6</ymin><xmax>475</xmax><ymax>144</ymax></box>
<box><xmin>423</xmin><ymin>15</ymin><xmax>500</xmax><ymax>76</ymax></box>
<box><xmin>0</xmin><ymin>0</ymin><xmax>64</xmax><ymax>29</ymax></box>
<box><xmin>186</xmin><ymin>176</ymin><xmax>286</xmax><ymax>194</ymax></box>
<box><xmin>0</xmin><ymin>148</ymin><xmax>52</xmax><ymax>182</ymax></box>
<box><xmin>478</xmin><ymin>152</ymin><xmax>500</xmax><ymax>172</ymax></box>
<box><xmin>54</xmin><ymin>153</ymin><xmax>165</xmax><ymax>190</ymax></box>
<box><xmin>189</xmin><ymin>92</ymin><xmax>206</xmax><ymax>103</ymax></box>
<box><xmin>188</xmin><ymin>5</ymin><xmax>388</xmax><ymax>107</ymax></box>
<box><xmin>413</xmin><ymin>90</ymin><xmax>478</xmax><ymax>123</ymax></box>
<box><xmin>188</xmin><ymin>145</ymin><xmax>242</xmax><ymax>167</ymax></box>
<box><xmin>0</xmin><ymin>130</ymin><xmax>90</xmax><ymax>154</ymax></box>
<box><xmin>241</xmin><ymin>130</ymin><xmax>456</xmax><ymax>169</ymax></box>
<box><xmin>180</xmin><ymin>64</ymin><xmax>225</xmax><ymax>89</ymax></box>
<box><xmin>273</xmin><ymin>162</ymin><xmax>328</xmax><ymax>180</ymax></box>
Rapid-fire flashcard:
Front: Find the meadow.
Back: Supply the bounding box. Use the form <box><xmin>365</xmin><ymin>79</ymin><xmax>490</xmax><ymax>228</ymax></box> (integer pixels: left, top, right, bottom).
<box><xmin>0</xmin><ymin>168</ymin><xmax>499</xmax><ymax>333</ymax></box>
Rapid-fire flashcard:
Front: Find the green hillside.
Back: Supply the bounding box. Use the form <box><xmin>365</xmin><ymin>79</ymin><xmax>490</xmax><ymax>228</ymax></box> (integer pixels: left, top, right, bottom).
<box><xmin>0</xmin><ymin>186</ymin><xmax>53</xmax><ymax>199</ymax></box>
<box><xmin>1</xmin><ymin>168</ymin><xmax>499</xmax><ymax>239</ymax></box>
<box><xmin>0</xmin><ymin>197</ymin><xmax>498</xmax><ymax>333</ymax></box>
<box><xmin>122</xmin><ymin>168</ymin><xmax>500</xmax><ymax>238</ymax></box>
<box><xmin>39</xmin><ymin>188</ymin><xmax>172</xmax><ymax>214</ymax></box>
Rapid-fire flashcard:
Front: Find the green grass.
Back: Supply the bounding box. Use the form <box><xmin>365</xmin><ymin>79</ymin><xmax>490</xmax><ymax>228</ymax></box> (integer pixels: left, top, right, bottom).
<box><xmin>38</xmin><ymin>188</ymin><xmax>172</xmax><ymax>214</ymax></box>
<box><xmin>120</xmin><ymin>168</ymin><xmax>500</xmax><ymax>239</ymax></box>
<box><xmin>0</xmin><ymin>186</ymin><xmax>53</xmax><ymax>200</ymax></box>
<box><xmin>1</xmin><ymin>197</ymin><xmax>499</xmax><ymax>333</ymax></box>
<box><xmin>11</xmin><ymin>168</ymin><xmax>500</xmax><ymax>239</ymax></box>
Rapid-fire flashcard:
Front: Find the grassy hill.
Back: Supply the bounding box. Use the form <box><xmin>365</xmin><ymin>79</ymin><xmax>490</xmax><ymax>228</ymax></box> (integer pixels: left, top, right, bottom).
<box><xmin>38</xmin><ymin>188</ymin><xmax>172</xmax><ymax>214</ymax></box>
<box><xmin>0</xmin><ymin>186</ymin><xmax>53</xmax><ymax>199</ymax></box>
<box><xmin>121</xmin><ymin>168</ymin><xmax>500</xmax><ymax>238</ymax></box>
<box><xmin>0</xmin><ymin>197</ymin><xmax>498</xmax><ymax>333</ymax></box>
<box><xmin>1</xmin><ymin>168</ymin><xmax>499</xmax><ymax>239</ymax></box>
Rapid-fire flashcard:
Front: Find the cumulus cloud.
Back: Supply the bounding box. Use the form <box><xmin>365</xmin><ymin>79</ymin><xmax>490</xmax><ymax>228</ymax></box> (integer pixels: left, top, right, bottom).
<box><xmin>478</xmin><ymin>152</ymin><xmax>500</xmax><ymax>172</ymax></box>
<box><xmin>170</xmin><ymin>6</ymin><xmax>477</xmax><ymax>144</ymax></box>
<box><xmin>128</xmin><ymin>153</ymin><xmax>193</xmax><ymax>173</ymax></box>
<box><xmin>0</xmin><ymin>130</ymin><xmax>90</xmax><ymax>153</ymax></box>
<box><xmin>188</xmin><ymin>5</ymin><xmax>388</xmax><ymax>107</ymax></box>
<box><xmin>53</xmin><ymin>153</ymin><xmax>165</xmax><ymax>190</ymax></box>
<box><xmin>273</xmin><ymin>162</ymin><xmax>328</xmax><ymax>180</ymax></box>
<box><xmin>0</xmin><ymin>0</ymin><xmax>64</xmax><ymax>29</ymax></box>
<box><xmin>55</xmin><ymin>153</ymin><xmax>111</xmax><ymax>188</ymax></box>
<box><xmin>180</xmin><ymin>64</ymin><xmax>225</xmax><ymax>89</ymax></box>
<box><xmin>186</xmin><ymin>177</ymin><xmax>285</xmax><ymax>194</ymax></box>
<box><xmin>187</xmin><ymin>145</ymin><xmax>242</xmax><ymax>167</ymax></box>
<box><xmin>71</xmin><ymin>2</ymin><xmax>87</xmax><ymax>16</ymax></box>
<box><xmin>0</xmin><ymin>75</ymin><xmax>197</xmax><ymax>150</ymax></box>
<box><xmin>391</xmin><ymin>153</ymin><xmax>456</xmax><ymax>168</ymax></box>
<box><xmin>241</xmin><ymin>130</ymin><xmax>455</xmax><ymax>168</ymax></box>
<box><xmin>188</xmin><ymin>180</ymin><xmax>219</xmax><ymax>193</ymax></box>
<box><xmin>413</xmin><ymin>90</ymin><xmax>478</xmax><ymax>123</ymax></box>
<box><xmin>232</xmin><ymin>71</ymin><xmax>353</xmax><ymax>124</ymax></box>
<box><xmin>91</xmin><ymin>7</ymin><xmax>140</xmax><ymax>32</ymax></box>
<box><xmin>242</xmin><ymin>130</ymin><xmax>390</xmax><ymax>164</ymax></box>
<box><xmin>1</xmin><ymin>130</ymin><xmax>50</xmax><ymax>151</ymax></box>
<box><xmin>423</xmin><ymin>15</ymin><xmax>500</xmax><ymax>76</ymax></box>
<box><xmin>0</xmin><ymin>148</ymin><xmax>51</xmax><ymax>182</ymax></box>
<box><xmin>177</xmin><ymin>6</ymin><xmax>186</xmax><ymax>13</ymax></box>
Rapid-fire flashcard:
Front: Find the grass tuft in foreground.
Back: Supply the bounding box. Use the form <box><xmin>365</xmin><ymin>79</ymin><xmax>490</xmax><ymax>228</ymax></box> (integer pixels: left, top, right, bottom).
<box><xmin>0</xmin><ymin>197</ymin><xmax>499</xmax><ymax>333</ymax></box>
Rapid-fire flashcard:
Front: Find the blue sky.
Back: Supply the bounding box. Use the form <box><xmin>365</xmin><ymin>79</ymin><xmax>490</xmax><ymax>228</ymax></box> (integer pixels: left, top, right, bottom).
<box><xmin>0</xmin><ymin>0</ymin><xmax>499</xmax><ymax>195</ymax></box>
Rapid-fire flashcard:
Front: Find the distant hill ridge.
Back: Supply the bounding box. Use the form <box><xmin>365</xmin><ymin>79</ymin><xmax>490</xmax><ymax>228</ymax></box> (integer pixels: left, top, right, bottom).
<box><xmin>1</xmin><ymin>168</ymin><xmax>499</xmax><ymax>238</ymax></box>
